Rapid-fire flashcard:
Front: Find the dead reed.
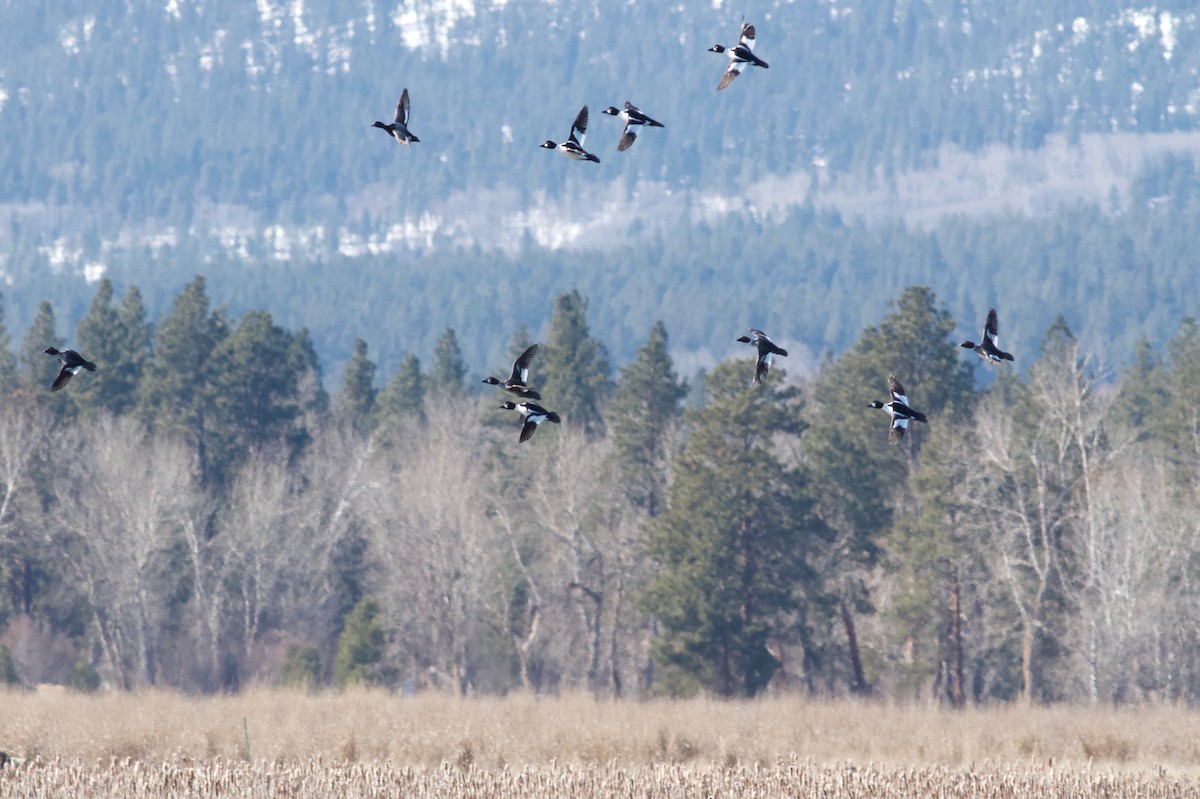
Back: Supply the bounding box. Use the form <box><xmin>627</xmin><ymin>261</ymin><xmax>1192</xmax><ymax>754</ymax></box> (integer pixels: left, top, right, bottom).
<box><xmin>1</xmin><ymin>690</ymin><xmax>1199</xmax><ymax>797</ymax></box>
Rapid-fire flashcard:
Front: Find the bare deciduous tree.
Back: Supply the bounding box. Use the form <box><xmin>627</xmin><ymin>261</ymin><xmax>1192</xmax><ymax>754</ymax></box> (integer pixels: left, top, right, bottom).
<box><xmin>52</xmin><ymin>416</ymin><xmax>202</xmax><ymax>689</ymax></box>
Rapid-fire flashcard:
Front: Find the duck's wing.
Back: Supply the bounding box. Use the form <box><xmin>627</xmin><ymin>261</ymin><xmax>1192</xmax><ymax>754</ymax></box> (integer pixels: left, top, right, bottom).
<box><xmin>753</xmin><ymin>352</ymin><xmax>773</xmax><ymax>386</ymax></box>
<box><xmin>739</xmin><ymin>21</ymin><xmax>757</xmax><ymax>52</ymax></box>
<box><xmin>519</xmin><ymin>418</ymin><xmax>539</xmax><ymax>443</ymax></box>
<box><xmin>508</xmin><ymin>343</ymin><xmax>539</xmax><ymax>384</ymax></box>
<box><xmin>50</xmin><ymin>365</ymin><xmax>73</xmax><ymax>392</ymax></box>
<box><xmin>717</xmin><ymin>60</ymin><xmax>745</xmax><ymax>91</ymax></box>
<box><xmin>887</xmin><ymin>374</ymin><xmax>909</xmax><ymax>406</ymax></box>
<box><xmin>394</xmin><ymin>89</ymin><xmax>411</xmax><ymax>125</ymax></box>
<box><xmin>618</xmin><ymin>123</ymin><xmax>637</xmax><ymax>152</ymax></box>
<box><xmin>888</xmin><ymin>415</ymin><xmax>909</xmax><ymax>445</ymax></box>
<box><xmin>570</xmin><ymin>105</ymin><xmax>589</xmax><ymax>145</ymax></box>
<box><xmin>984</xmin><ymin>308</ymin><xmax>1000</xmax><ymax>346</ymax></box>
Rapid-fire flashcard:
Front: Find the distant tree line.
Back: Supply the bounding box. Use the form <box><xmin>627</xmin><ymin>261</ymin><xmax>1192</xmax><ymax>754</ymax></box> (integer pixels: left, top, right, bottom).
<box><xmin>1</xmin><ymin>278</ymin><xmax>1199</xmax><ymax>704</ymax></box>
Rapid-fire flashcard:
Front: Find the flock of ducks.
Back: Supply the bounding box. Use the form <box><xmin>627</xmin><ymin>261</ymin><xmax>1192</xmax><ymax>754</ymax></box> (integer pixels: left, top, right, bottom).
<box><xmin>735</xmin><ymin>307</ymin><xmax>1013</xmax><ymax>445</ymax></box>
<box><xmin>372</xmin><ymin>18</ymin><xmax>769</xmax><ymax>161</ymax></box>
<box><xmin>38</xmin><ymin>20</ymin><xmax>1013</xmax><ymax>450</ymax></box>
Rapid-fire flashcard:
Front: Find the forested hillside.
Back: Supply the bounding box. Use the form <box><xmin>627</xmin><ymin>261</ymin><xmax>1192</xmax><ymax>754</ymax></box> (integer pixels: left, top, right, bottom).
<box><xmin>2</xmin><ymin>1</ymin><xmax>1200</xmax><ymax>374</ymax></box>
<box><xmin>1</xmin><ymin>279</ymin><xmax>1199</xmax><ymax>704</ymax></box>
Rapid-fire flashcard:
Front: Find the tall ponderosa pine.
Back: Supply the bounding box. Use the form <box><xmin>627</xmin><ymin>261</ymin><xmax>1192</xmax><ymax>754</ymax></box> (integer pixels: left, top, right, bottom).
<box><xmin>538</xmin><ymin>290</ymin><xmax>613</xmax><ymax>435</ymax></box>
<box><xmin>1154</xmin><ymin>317</ymin><xmax>1200</xmax><ymax>485</ymax></box>
<box><xmin>609</xmin><ymin>321</ymin><xmax>687</xmax><ymax>516</ymax></box>
<box><xmin>642</xmin><ymin>361</ymin><xmax>827</xmax><ymax>697</ymax></box>
<box><xmin>18</xmin><ymin>301</ymin><xmax>65</xmax><ymax>401</ymax></box>
<box><xmin>1108</xmin><ymin>336</ymin><xmax>1167</xmax><ymax>442</ymax></box>
<box><xmin>206</xmin><ymin>310</ymin><xmax>309</xmax><ymax>480</ymax></box>
<box><xmin>429</xmin><ymin>327</ymin><xmax>467</xmax><ymax>397</ymax></box>
<box><xmin>137</xmin><ymin>276</ymin><xmax>227</xmax><ymax>482</ymax></box>
<box><xmin>807</xmin><ymin>286</ymin><xmax>974</xmax><ymax>693</ymax></box>
<box><xmin>0</xmin><ymin>293</ymin><xmax>19</xmax><ymax>397</ymax></box>
<box><xmin>341</xmin><ymin>338</ymin><xmax>377</xmax><ymax>433</ymax></box>
<box><xmin>74</xmin><ymin>279</ymin><xmax>151</xmax><ymax>417</ymax></box>
<box><xmin>376</xmin><ymin>353</ymin><xmax>425</xmax><ymax>426</ymax></box>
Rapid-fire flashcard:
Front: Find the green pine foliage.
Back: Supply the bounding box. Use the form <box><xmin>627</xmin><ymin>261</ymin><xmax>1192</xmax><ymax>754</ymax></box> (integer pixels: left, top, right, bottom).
<box><xmin>609</xmin><ymin>321</ymin><xmax>687</xmax><ymax>517</ymax></box>
<box><xmin>376</xmin><ymin>353</ymin><xmax>425</xmax><ymax>431</ymax></box>
<box><xmin>340</xmin><ymin>338</ymin><xmax>377</xmax><ymax>434</ymax></box>
<box><xmin>429</xmin><ymin>328</ymin><xmax>468</xmax><ymax>398</ymax></box>
<box><xmin>0</xmin><ymin>643</ymin><xmax>17</xmax><ymax>685</ymax></box>
<box><xmin>538</xmin><ymin>290</ymin><xmax>613</xmax><ymax>436</ymax></box>
<box><xmin>333</xmin><ymin>598</ymin><xmax>384</xmax><ymax>689</ymax></box>
<box><xmin>642</xmin><ymin>361</ymin><xmax>828</xmax><ymax>696</ymax></box>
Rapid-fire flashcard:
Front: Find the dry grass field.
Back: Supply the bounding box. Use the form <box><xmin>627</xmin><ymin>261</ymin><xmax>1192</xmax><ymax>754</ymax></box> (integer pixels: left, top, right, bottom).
<box><xmin>2</xmin><ymin>689</ymin><xmax>1199</xmax><ymax>797</ymax></box>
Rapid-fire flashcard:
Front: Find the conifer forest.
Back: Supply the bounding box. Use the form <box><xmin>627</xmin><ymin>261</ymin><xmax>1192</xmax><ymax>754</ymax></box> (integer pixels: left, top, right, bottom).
<box><xmin>0</xmin><ymin>276</ymin><xmax>1198</xmax><ymax>706</ymax></box>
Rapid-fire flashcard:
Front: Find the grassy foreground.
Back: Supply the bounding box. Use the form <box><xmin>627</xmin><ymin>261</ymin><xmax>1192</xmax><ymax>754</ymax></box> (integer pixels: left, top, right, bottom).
<box><xmin>1</xmin><ymin>690</ymin><xmax>1199</xmax><ymax>797</ymax></box>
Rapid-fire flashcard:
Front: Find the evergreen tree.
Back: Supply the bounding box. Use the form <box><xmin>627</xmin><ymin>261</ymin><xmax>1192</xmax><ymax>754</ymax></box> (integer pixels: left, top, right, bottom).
<box><xmin>0</xmin><ymin>643</ymin><xmax>16</xmax><ymax>685</ymax></box>
<box><xmin>1108</xmin><ymin>336</ymin><xmax>1167</xmax><ymax>441</ymax></box>
<box><xmin>538</xmin><ymin>290</ymin><xmax>613</xmax><ymax>436</ymax></box>
<box><xmin>376</xmin><ymin>353</ymin><xmax>425</xmax><ymax>426</ymax></box>
<box><xmin>609</xmin><ymin>321</ymin><xmax>687</xmax><ymax>516</ymax></box>
<box><xmin>641</xmin><ymin>361</ymin><xmax>827</xmax><ymax>697</ymax></box>
<box><xmin>74</xmin><ymin>279</ymin><xmax>150</xmax><ymax>416</ymax></box>
<box><xmin>340</xmin><ymin>338</ymin><xmax>377</xmax><ymax>434</ymax></box>
<box><xmin>206</xmin><ymin>310</ymin><xmax>307</xmax><ymax>479</ymax></box>
<box><xmin>0</xmin><ymin>293</ymin><xmax>19</xmax><ymax>397</ymax></box>
<box><xmin>1155</xmin><ymin>317</ymin><xmax>1200</xmax><ymax>485</ymax></box>
<box><xmin>805</xmin><ymin>286</ymin><xmax>975</xmax><ymax>692</ymax></box>
<box><xmin>333</xmin><ymin>597</ymin><xmax>383</xmax><ymax>688</ymax></box>
<box><xmin>429</xmin><ymin>327</ymin><xmax>467</xmax><ymax>397</ymax></box>
<box><xmin>136</xmin><ymin>276</ymin><xmax>227</xmax><ymax>483</ymax></box>
<box><xmin>18</xmin><ymin>301</ymin><xmax>65</xmax><ymax>399</ymax></box>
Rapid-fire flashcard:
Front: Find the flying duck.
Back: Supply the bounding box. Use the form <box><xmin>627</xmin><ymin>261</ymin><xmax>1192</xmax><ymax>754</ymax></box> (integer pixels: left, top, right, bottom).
<box><xmin>961</xmin><ymin>308</ymin><xmax>1014</xmax><ymax>364</ymax></box>
<box><xmin>500</xmin><ymin>400</ymin><xmax>562</xmax><ymax>443</ymax></box>
<box><xmin>601</xmin><ymin>102</ymin><xmax>665</xmax><ymax>152</ymax></box>
<box><xmin>868</xmin><ymin>375</ymin><xmax>928</xmax><ymax>445</ymax></box>
<box><xmin>709</xmin><ymin>20</ymin><xmax>769</xmax><ymax>91</ymax></box>
<box><xmin>736</xmin><ymin>328</ymin><xmax>788</xmax><ymax>387</ymax></box>
<box><xmin>482</xmin><ymin>343</ymin><xmax>542</xmax><ymax>400</ymax></box>
<box><xmin>43</xmin><ymin>347</ymin><xmax>96</xmax><ymax>392</ymax></box>
<box><xmin>372</xmin><ymin>88</ymin><xmax>420</xmax><ymax>145</ymax></box>
<box><xmin>540</xmin><ymin>105</ymin><xmax>601</xmax><ymax>163</ymax></box>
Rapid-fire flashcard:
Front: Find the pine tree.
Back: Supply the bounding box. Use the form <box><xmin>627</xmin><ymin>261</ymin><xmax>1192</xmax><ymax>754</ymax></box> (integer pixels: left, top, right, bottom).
<box><xmin>341</xmin><ymin>338</ymin><xmax>377</xmax><ymax>433</ymax></box>
<box><xmin>609</xmin><ymin>321</ymin><xmax>687</xmax><ymax>516</ymax></box>
<box><xmin>74</xmin><ymin>279</ymin><xmax>150</xmax><ymax>416</ymax></box>
<box><xmin>333</xmin><ymin>598</ymin><xmax>383</xmax><ymax>688</ymax></box>
<box><xmin>805</xmin><ymin>285</ymin><xmax>975</xmax><ymax>693</ymax></box>
<box><xmin>376</xmin><ymin>353</ymin><xmax>425</xmax><ymax>426</ymax></box>
<box><xmin>136</xmin><ymin>276</ymin><xmax>227</xmax><ymax>483</ymax></box>
<box><xmin>0</xmin><ymin>294</ymin><xmax>18</xmax><ymax>397</ymax></box>
<box><xmin>18</xmin><ymin>301</ymin><xmax>65</xmax><ymax>399</ymax></box>
<box><xmin>206</xmin><ymin>310</ymin><xmax>306</xmax><ymax>479</ymax></box>
<box><xmin>429</xmin><ymin>327</ymin><xmax>467</xmax><ymax>397</ymax></box>
<box><xmin>641</xmin><ymin>361</ymin><xmax>827</xmax><ymax>697</ymax></box>
<box><xmin>538</xmin><ymin>290</ymin><xmax>613</xmax><ymax>435</ymax></box>
<box><xmin>1108</xmin><ymin>337</ymin><xmax>1167</xmax><ymax>440</ymax></box>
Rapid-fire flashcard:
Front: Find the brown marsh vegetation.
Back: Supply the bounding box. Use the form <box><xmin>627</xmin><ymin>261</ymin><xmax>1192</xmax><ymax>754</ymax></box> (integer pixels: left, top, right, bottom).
<box><xmin>2</xmin><ymin>690</ymin><xmax>1200</xmax><ymax>797</ymax></box>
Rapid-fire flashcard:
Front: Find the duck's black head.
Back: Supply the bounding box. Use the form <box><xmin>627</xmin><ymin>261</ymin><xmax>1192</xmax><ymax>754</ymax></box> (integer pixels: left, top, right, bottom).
<box><xmin>709</xmin><ymin>44</ymin><xmax>727</xmax><ymax>53</ymax></box>
<box><xmin>602</xmin><ymin>106</ymin><xmax>621</xmax><ymax>116</ymax></box>
<box><xmin>868</xmin><ymin>401</ymin><xmax>885</xmax><ymax>409</ymax></box>
<box><xmin>499</xmin><ymin>401</ymin><xmax>518</xmax><ymax>410</ymax></box>
<box><xmin>43</xmin><ymin>347</ymin><xmax>61</xmax><ymax>356</ymax></box>
<box><xmin>482</xmin><ymin>376</ymin><xmax>501</xmax><ymax>386</ymax></box>
<box><xmin>371</xmin><ymin>121</ymin><xmax>388</xmax><ymax>129</ymax></box>
<box><xmin>736</xmin><ymin>336</ymin><xmax>753</xmax><ymax>344</ymax></box>
<box><xmin>960</xmin><ymin>341</ymin><xmax>976</xmax><ymax>349</ymax></box>
<box><xmin>539</xmin><ymin>140</ymin><xmax>558</xmax><ymax>150</ymax></box>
